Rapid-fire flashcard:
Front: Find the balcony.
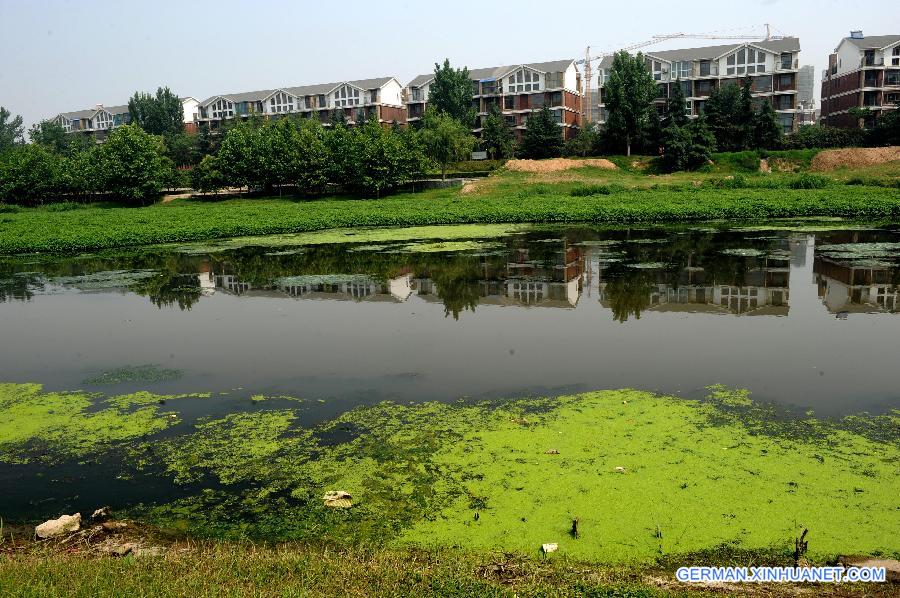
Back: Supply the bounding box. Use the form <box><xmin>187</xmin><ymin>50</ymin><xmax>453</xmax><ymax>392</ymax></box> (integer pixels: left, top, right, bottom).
<box><xmin>862</xmin><ymin>56</ymin><xmax>885</xmax><ymax>67</ymax></box>
<box><xmin>695</xmin><ymin>62</ymin><xmax>719</xmax><ymax>77</ymax></box>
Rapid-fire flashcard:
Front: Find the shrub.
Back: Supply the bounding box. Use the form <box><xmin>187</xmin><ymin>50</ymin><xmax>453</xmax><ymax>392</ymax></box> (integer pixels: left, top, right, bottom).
<box><xmin>96</xmin><ymin>124</ymin><xmax>168</xmax><ymax>203</ymax></box>
<box><xmin>570</xmin><ymin>183</ymin><xmax>625</xmax><ymax>196</ymax></box>
<box><xmin>45</xmin><ymin>201</ymin><xmax>85</xmax><ymax>212</ymax></box>
<box><xmin>712</xmin><ymin>151</ymin><xmax>760</xmax><ymax>172</ymax></box>
<box><xmin>782</xmin><ymin>125</ymin><xmax>866</xmax><ymax>150</ymax></box>
<box><xmin>789</xmin><ymin>173</ymin><xmax>830</xmax><ymax>189</ymax></box>
<box><xmin>705</xmin><ymin>174</ymin><xmax>747</xmax><ymax>189</ymax></box>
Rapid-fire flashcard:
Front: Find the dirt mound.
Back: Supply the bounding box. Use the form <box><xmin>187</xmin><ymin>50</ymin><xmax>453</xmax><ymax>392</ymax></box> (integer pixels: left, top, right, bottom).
<box><xmin>811</xmin><ymin>146</ymin><xmax>900</xmax><ymax>171</ymax></box>
<box><xmin>505</xmin><ymin>158</ymin><xmax>617</xmax><ymax>173</ymax></box>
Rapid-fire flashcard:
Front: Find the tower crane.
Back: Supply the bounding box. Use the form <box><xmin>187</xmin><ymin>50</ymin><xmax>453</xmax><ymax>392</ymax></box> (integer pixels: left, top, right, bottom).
<box><xmin>580</xmin><ymin>24</ymin><xmax>786</xmax><ymax>124</ymax></box>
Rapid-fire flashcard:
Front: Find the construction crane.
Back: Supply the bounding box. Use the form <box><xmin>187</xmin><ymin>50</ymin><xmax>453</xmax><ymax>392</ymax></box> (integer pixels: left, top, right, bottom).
<box><xmin>580</xmin><ymin>24</ymin><xmax>785</xmax><ymax>124</ymax></box>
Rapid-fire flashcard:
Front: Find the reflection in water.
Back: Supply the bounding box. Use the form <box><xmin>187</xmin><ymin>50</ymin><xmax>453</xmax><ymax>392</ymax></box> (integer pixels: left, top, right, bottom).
<box><xmin>3</xmin><ymin>227</ymin><xmax>900</xmax><ymax>319</ymax></box>
<box><xmin>2</xmin><ymin>224</ymin><xmax>900</xmax><ymax>414</ymax></box>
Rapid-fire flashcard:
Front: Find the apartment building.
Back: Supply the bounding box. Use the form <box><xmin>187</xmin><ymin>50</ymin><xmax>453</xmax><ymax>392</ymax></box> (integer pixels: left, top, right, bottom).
<box><xmin>404</xmin><ymin>59</ymin><xmax>583</xmax><ymax>140</ymax></box>
<box><xmin>195</xmin><ymin>77</ymin><xmax>406</xmax><ymax>128</ymax></box>
<box><xmin>820</xmin><ymin>32</ymin><xmax>900</xmax><ymax>128</ymax></box>
<box><xmin>594</xmin><ymin>38</ymin><xmax>803</xmax><ymax>134</ymax></box>
<box><xmin>52</xmin><ymin>97</ymin><xmax>200</xmax><ymax>137</ymax></box>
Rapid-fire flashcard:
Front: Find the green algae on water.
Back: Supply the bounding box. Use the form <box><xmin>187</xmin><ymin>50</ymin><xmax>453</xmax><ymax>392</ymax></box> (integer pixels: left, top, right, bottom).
<box><xmin>0</xmin><ymin>383</ymin><xmax>181</xmax><ymax>464</ymax></box>
<box><xmin>126</xmin><ymin>388</ymin><xmax>900</xmax><ymax>563</ymax></box>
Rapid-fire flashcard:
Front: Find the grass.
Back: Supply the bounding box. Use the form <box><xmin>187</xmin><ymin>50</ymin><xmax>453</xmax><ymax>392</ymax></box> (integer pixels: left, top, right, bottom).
<box><xmin>0</xmin><ymin>541</ymin><xmax>738</xmax><ymax>598</ymax></box>
<box><xmin>1</xmin><ymin>170</ymin><xmax>900</xmax><ymax>254</ymax></box>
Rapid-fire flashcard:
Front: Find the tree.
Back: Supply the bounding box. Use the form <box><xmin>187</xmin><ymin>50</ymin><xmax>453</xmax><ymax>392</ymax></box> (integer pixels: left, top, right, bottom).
<box><xmin>163</xmin><ymin>131</ymin><xmax>200</xmax><ymax>167</ymax></box>
<box><xmin>0</xmin><ymin>144</ymin><xmax>63</xmax><ymax>203</ymax></box>
<box><xmin>869</xmin><ymin>102</ymin><xmax>900</xmax><ymax>145</ymax></box>
<box><xmin>192</xmin><ymin>155</ymin><xmax>225</xmax><ymax>194</ymax></box>
<box><xmin>128</xmin><ymin>87</ymin><xmax>184</xmax><ymax>136</ymax></box>
<box><xmin>703</xmin><ymin>81</ymin><xmax>753</xmax><ymax>151</ymax></box>
<box><xmin>564</xmin><ymin>124</ymin><xmax>601</xmax><ymax>157</ymax></box>
<box><xmin>603</xmin><ymin>51</ymin><xmax>657</xmax><ymax>156</ymax></box>
<box><xmin>429</xmin><ymin>59</ymin><xmax>475</xmax><ymax>126</ymax></box>
<box><xmin>420</xmin><ymin>108</ymin><xmax>475</xmax><ymax>178</ymax></box>
<box><xmin>329</xmin><ymin>108</ymin><xmax>348</xmax><ymax>128</ymax></box>
<box><xmin>96</xmin><ymin>124</ymin><xmax>167</xmax><ymax>203</ymax></box>
<box><xmin>519</xmin><ymin>105</ymin><xmax>564</xmax><ymax>159</ymax></box>
<box><xmin>287</xmin><ymin>118</ymin><xmax>330</xmax><ymax>194</ymax></box>
<box><xmin>659</xmin><ymin>116</ymin><xmax>715</xmax><ymax>173</ymax></box>
<box><xmin>665</xmin><ymin>79</ymin><xmax>689</xmax><ymax>127</ymax></box>
<box><xmin>480</xmin><ymin>104</ymin><xmax>515</xmax><ymax>159</ymax></box>
<box><xmin>0</xmin><ymin>107</ymin><xmax>24</xmax><ymax>153</ymax></box>
<box><xmin>752</xmin><ymin>100</ymin><xmax>783</xmax><ymax>150</ymax></box>
<box><xmin>217</xmin><ymin>118</ymin><xmax>266</xmax><ymax>191</ymax></box>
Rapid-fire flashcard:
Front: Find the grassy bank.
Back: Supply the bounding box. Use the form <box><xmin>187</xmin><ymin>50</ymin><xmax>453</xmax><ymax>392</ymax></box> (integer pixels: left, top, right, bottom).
<box><xmin>1</xmin><ymin>161</ymin><xmax>899</xmax><ymax>254</ymax></box>
<box><xmin>5</xmin><ymin>540</ymin><xmax>894</xmax><ymax>597</ymax></box>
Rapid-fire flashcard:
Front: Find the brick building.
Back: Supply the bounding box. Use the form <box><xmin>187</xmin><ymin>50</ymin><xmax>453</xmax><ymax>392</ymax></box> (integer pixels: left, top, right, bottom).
<box><xmin>404</xmin><ymin>59</ymin><xmax>583</xmax><ymax>140</ymax></box>
<box><xmin>820</xmin><ymin>32</ymin><xmax>900</xmax><ymax>128</ymax></box>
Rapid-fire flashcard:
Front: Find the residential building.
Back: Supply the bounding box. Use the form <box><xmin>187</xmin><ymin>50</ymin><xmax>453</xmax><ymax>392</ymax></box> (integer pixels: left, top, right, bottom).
<box><xmin>820</xmin><ymin>31</ymin><xmax>900</xmax><ymax>128</ymax></box>
<box><xmin>594</xmin><ymin>38</ymin><xmax>803</xmax><ymax>134</ymax></box>
<box><xmin>52</xmin><ymin>104</ymin><xmax>131</xmax><ymax>138</ymax></box>
<box><xmin>51</xmin><ymin>97</ymin><xmax>201</xmax><ymax>138</ymax></box>
<box><xmin>195</xmin><ymin>77</ymin><xmax>406</xmax><ymax>129</ymax></box>
<box><xmin>404</xmin><ymin>60</ymin><xmax>583</xmax><ymax>140</ymax></box>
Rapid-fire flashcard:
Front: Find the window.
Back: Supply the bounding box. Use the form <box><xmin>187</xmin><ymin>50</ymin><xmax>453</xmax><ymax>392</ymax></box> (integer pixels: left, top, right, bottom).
<box><xmin>505</xmin><ymin>115</ymin><xmax>516</xmax><ymax>127</ymax></box>
<box><xmin>699</xmin><ymin>61</ymin><xmax>714</xmax><ymax>76</ymax></box>
<box><xmin>652</xmin><ymin>60</ymin><xmax>664</xmax><ymax>81</ymax></box>
<box><xmin>775</xmin><ymin>94</ymin><xmax>793</xmax><ymax>110</ymax></box>
<box><xmin>657</xmin><ymin>83</ymin><xmax>667</xmax><ymax>98</ymax></box>
<box><xmin>317</xmin><ymin>94</ymin><xmax>327</xmax><ymax>108</ymax></box>
<box><xmin>695</xmin><ymin>80</ymin><xmax>712</xmax><ymax>96</ymax></box>
<box><xmin>864</xmin><ymin>50</ymin><xmax>875</xmax><ymax>66</ymax></box>
<box><xmin>94</xmin><ymin>110</ymin><xmax>112</xmax><ymax>130</ymax></box>
<box><xmin>781</xmin><ymin>52</ymin><xmax>793</xmax><ymax>69</ymax></box>
<box><xmin>504</xmin><ymin>95</ymin><xmax>514</xmax><ymax>109</ymax></box>
<box><xmin>333</xmin><ymin>85</ymin><xmax>361</xmax><ymax>107</ymax></box>
<box><xmin>893</xmin><ymin>46</ymin><xmax>900</xmax><ymax>66</ymax></box>
<box><xmin>369</xmin><ymin>90</ymin><xmax>378</xmax><ymax>103</ymax></box>
<box><xmin>531</xmin><ymin>93</ymin><xmax>545</xmax><ymax>108</ymax></box>
<box><xmin>726</xmin><ymin>47</ymin><xmax>766</xmax><ymax>76</ymax></box>
<box><xmin>778</xmin><ymin>73</ymin><xmax>793</xmax><ymax>89</ymax></box>
<box><xmin>778</xmin><ymin>112</ymin><xmax>793</xmax><ymax>134</ymax></box>
<box><xmin>752</xmin><ymin>75</ymin><xmax>773</xmax><ymax>93</ymax></box>
<box><xmin>885</xmin><ymin>92</ymin><xmax>900</xmax><ymax>104</ymax></box>
<box><xmin>680</xmin><ymin>79</ymin><xmax>692</xmax><ymax>97</ymax></box>
<box><xmin>268</xmin><ymin>92</ymin><xmax>295</xmax><ymax>114</ymax></box>
<box><xmin>507</xmin><ymin>68</ymin><xmax>541</xmax><ymax>93</ymax></box>
<box><xmin>887</xmin><ymin>70</ymin><xmax>900</xmax><ymax>86</ymax></box>
<box><xmin>210</xmin><ymin>98</ymin><xmax>234</xmax><ymax>119</ymax></box>
<box><xmin>481</xmin><ymin>80</ymin><xmax>497</xmax><ymax>95</ymax></box>
<box><xmin>694</xmin><ymin>100</ymin><xmax>705</xmax><ymax>114</ymax></box>
<box><xmin>674</xmin><ymin>61</ymin><xmax>691</xmax><ymax>79</ymax></box>
<box><xmin>549</xmin><ymin>91</ymin><xmax>562</xmax><ymax>107</ymax></box>
<box><xmin>545</xmin><ymin>72</ymin><xmax>563</xmax><ymax>89</ymax></box>
<box><xmin>550</xmin><ymin>109</ymin><xmax>563</xmax><ymax>124</ymax></box>
<box><xmin>411</xmin><ymin>88</ymin><xmax>424</xmax><ymax>102</ymax></box>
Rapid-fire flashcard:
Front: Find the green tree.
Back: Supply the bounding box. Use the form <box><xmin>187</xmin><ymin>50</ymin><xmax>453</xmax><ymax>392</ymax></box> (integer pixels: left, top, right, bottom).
<box><xmin>870</xmin><ymin>102</ymin><xmax>900</xmax><ymax>145</ymax></box>
<box><xmin>0</xmin><ymin>144</ymin><xmax>63</xmax><ymax>203</ymax></box>
<box><xmin>329</xmin><ymin>108</ymin><xmax>348</xmax><ymax>128</ymax></box>
<box><xmin>665</xmin><ymin>79</ymin><xmax>689</xmax><ymax>127</ymax></box>
<box><xmin>703</xmin><ymin>82</ymin><xmax>753</xmax><ymax>151</ymax></box>
<box><xmin>217</xmin><ymin>118</ymin><xmax>266</xmax><ymax>190</ymax></box>
<box><xmin>128</xmin><ymin>87</ymin><xmax>184</xmax><ymax>136</ymax></box>
<box><xmin>659</xmin><ymin>116</ymin><xmax>715</xmax><ymax>173</ymax></box>
<box><xmin>96</xmin><ymin>124</ymin><xmax>167</xmax><ymax>203</ymax></box>
<box><xmin>480</xmin><ymin>104</ymin><xmax>515</xmax><ymax>159</ymax></box>
<box><xmin>519</xmin><ymin>106</ymin><xmax>564</xmax><ymax>159</ymax></box>
<box><xmin>564</xmin><ymin>124</ymin><xmax>601</xmax><ymax>157</ymax></box>
<box><xmin>752</xmin><ymin>100</ymin><xmax>783</xmax><ymax>150</ymax></box>
<box><xmin>429</xmin><ymin>59</ymin><xmax>475</xmax><ymax>126</ymax></box>
<box><xmin>192</xmin><ymin>154</ymin><xmax>225</xmax><ymax>194</ymax></box>
<box><xmin>420</xmin><ymin>108</ymin><xmax>475</xmax><ymax>178</ymax></box>
<box><xmin>603</xmin><ymin>51</ymin><xmax>657</xmax><ymax>156</ymax></box>
<box><xmin>0</xmin><ymin>107</ymin><xmax>25</xmax><ymax>153</ymax></box>
<box><xmin>287</xmin><ymin>118</ymin><xmax>330</xmax><ymax>194</ymax></box>
<box><xmin>164</xmin><ymin>131</ymin><xmax>200</xmax><ymax>167</ymax></box>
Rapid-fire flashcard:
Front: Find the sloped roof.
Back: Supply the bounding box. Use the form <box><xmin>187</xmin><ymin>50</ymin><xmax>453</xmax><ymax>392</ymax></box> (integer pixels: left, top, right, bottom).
<box><xmin>200</xmin><ymin>77</ymin><xmax>397</xmax><ymax>107</ymax></box>
<box><xmin>645</xmin><ymin>37</ymin><xmax>801</xmax><ymax>63</ymax></box>
<box><xmin>407</xmin><ymin>59</ymin><xmax>575</xmax><ymax>87</ymax></box>
<box><xmin>102</xmin><ymin>105</ymin><xmax>129</xmax><ymax>115</ymax></box>
<box><xmin>58</xmin><ymin>109</ymin><xmax>97</xmax><ymax>120</ymax></box>
<box><xmin>841</xmin><ymin>34</ymin><xmax>900</xmax><ymax>50</ymax></box>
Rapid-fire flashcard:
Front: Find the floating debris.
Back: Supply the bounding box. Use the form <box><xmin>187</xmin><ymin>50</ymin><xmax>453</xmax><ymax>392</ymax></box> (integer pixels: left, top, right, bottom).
<box><xmin>323</xmin><ymin>490</ymin><xmax>353</xmax><ymax>508</ymax></box>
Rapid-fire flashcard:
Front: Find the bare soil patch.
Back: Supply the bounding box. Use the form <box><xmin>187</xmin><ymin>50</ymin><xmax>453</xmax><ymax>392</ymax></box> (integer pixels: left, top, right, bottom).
<box><xmin>505</xmin><ymin>158</ymin><xmax>618</xmax><ymax>173</ymax></box>
<box><xmin>811</xmin><ymin>147</ymin><xmax>900</xmax><ymax>171</ymax></box>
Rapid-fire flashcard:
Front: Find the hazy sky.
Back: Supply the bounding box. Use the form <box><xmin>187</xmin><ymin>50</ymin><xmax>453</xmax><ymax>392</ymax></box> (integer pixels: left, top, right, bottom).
<box><xmin>1</xmin><ymin>0</ymin><xmax>896</xmax><ymax>130</ymax></box>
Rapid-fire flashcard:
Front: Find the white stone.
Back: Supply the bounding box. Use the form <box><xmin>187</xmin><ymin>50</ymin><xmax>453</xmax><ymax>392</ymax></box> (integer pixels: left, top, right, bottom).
<box><xmin>35</xmin><ymin>513</ymin><xmax>81</xmax><ymax>539</ymax></box>
<box><xmin>541</xmin><ymin>543</ymin><xmax>559</xmax><ymax>553</ymax></box>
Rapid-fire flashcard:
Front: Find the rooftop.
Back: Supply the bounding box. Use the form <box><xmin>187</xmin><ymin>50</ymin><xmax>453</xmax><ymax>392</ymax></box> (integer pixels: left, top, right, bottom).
<box><xmin>407</xmin><ymin>59</ymin><xmax>575</xmax><ymax>88</ymax></box>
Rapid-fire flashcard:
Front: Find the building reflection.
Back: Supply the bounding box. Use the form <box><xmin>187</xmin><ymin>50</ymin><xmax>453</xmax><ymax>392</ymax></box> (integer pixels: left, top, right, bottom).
<box><xmin>814</xmin><ymin>256</ymin><xmax>900</xmax><ymax>316</ymax></box>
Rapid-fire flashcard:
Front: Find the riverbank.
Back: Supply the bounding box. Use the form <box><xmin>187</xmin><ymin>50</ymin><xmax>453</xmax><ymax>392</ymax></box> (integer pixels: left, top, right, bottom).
<box><xmin>1</xmin><ymin>161</ymin><xmax>899</xmax><ymax>254</ymax></box>
<box><xmin>4</xmin><ymin>535</ymin><xmax>895</xmax><ymax>597</ymax></box>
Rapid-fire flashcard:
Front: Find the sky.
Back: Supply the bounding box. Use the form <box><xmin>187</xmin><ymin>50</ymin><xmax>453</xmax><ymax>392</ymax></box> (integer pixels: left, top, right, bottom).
<box><xmin>1</xmin><ymin>0</ymin><xmax>897</xmax><ymax>130</ymax></box>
